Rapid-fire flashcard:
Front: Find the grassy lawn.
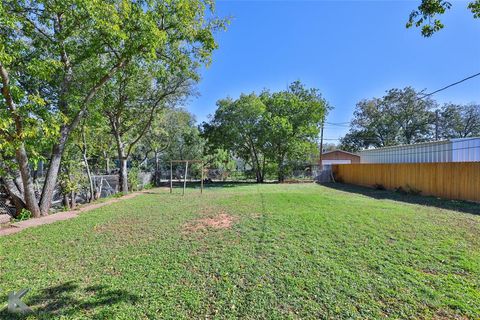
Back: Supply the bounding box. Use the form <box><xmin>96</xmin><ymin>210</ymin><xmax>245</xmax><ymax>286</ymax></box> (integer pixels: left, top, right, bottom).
<box><xmin>1</xmin><ymin>183</ymin><xmax>479</xmax><ymax>319</ymax></box>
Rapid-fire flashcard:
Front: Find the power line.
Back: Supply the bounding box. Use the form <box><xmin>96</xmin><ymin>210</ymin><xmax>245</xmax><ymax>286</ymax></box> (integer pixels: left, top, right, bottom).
<box><xmin>417</xmin><ymin>71</ymin><xmax>480</xmax><ymax>101</ymax></box>
<box><xmin>326</xmin><ymin>73</ymin><xmax>480</xmax><ymax>143</ymax></box>
<box><xmin>325</xmin><ymin>122</ymin><xmax>350</xmax><ymax>127</ymax></box>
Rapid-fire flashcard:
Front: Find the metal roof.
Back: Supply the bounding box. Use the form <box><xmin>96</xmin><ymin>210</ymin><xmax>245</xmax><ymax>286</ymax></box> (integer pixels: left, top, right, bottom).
<box><xmin>359</xmin><ymin>137</ymin><xmax>480</xmax><ymax>153</ymax></box>
<box><xmin>322</xmin><ymin>149</ymin><xmax>360</xmax><ymax>157</ymax></box>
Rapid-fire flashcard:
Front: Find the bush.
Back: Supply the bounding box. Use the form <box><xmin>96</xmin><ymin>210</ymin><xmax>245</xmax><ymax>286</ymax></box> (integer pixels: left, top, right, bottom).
<box><xmin>128</xmin><ymin>166</ymin><xmax>141</xmax><ymax>192</ymax></box>
<box><xmin>15</xmin><ymin>208</ymin><xmax>32</xmax><ymax>222</ymax></box>
<box><xmin>143</xmin><ymin>183</ymin><xmax>154</xmax><ymax>190</ymax></box>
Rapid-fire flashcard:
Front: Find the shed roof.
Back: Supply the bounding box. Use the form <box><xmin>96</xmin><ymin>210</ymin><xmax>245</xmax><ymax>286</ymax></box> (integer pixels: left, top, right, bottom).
<box><xmin>322</xmin><ymin>149</ymin><xmax>360</xmax><ymax>157</ymax></box>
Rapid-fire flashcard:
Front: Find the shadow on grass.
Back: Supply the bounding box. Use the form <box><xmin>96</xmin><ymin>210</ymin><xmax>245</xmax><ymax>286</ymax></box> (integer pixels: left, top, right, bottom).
<box><xmin>0</xmin><ymin>281</ymin><xmax>139</xmax><ymax>319</ymax></box>
<box><xmin>322</xmin><ymin>182</ymin><xmax>480</xmax><ymax>215</ymax></box>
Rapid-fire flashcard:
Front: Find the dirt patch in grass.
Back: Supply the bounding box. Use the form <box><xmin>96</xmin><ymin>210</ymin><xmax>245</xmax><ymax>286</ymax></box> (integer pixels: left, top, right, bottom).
<box><xmin>421</xmin><ymin>268</ymin><xmax>439</xmax><ymax>275</ymax></box>
<box><xmin>92</xmin><ymin>216</ymin><xmax>157</xmax><ymax>244</ymax></box>
<box><xmin>183</xmin><ymin>214</ymin><xmax>236</xmax><ymax>233</ymax></box>
<box><xmin>434</xmin><ymin>310</ymin><xmax>469</xmax><ymax>320</ymax></box>
<box><xmin>92</xmin><ymin>217</ymin><xmax>141</xmax><ymax>234</ymax></box>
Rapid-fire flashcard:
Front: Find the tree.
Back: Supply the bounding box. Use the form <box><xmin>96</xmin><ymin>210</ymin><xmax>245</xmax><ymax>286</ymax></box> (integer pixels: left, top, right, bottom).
<box><xmin>159</xmin><ymin>110</ymin><xmax>205</xmax><ymax>162</ymax></box>
<box><xmin>339</xmin><ymin>98</ymin><xmax>399</xmax><ymax>150</ymax></box>
<box><xmin>202</xmin><ymin>94</ymin><xmax>269</xmax><ymax>182</ymax></box>
<box><xmin>202</xmin><ymin>81</ymin><xmax>330</xmax><ymax>182</ymax></box>
<box><xmin>340</xmin><ymin>87</ymin><xmax>436</xmax><ymax>150</ymax></box>
<box><xmin>70</xmin><ymin>111</ymin><xmax>113</xmax><ymax>202</ymax></box>
<box><xmin>203</xmin><ymin>149</ymin><xmax>236</xmax><ymax>181</ymax></box>
<box><xmin>322</xmin><ymin>143</ymin><xmax>338</xmax><ymax>153</ymax></box>
<box><xmin>438</xmin><ymin>103</ymin><xmax>480</xmax><ymax>138</ymax></box>
<box><xmin>384</xmin><ymin>87</ymin><xmax>436</xmax><ymax>144</ymax></box>
<box><xmin>260</xmin><ymin>81</ymin><xmax>329</xmax><ymax>182</ymax></box>
<box><xmin>0</xmin><ymin>0</ymin><xmax>224</xmax><ymax>215</ymax></box>
<box><xmin>100</xmin><ymin>62</ymin><xmax>192</xmax><ymax>192</ymax></box>
<box><xmin>136</xmin><ymin>108</ymin><xmax>205</xmax><ymax>186</ymax></box>
<box><xmin>407</xmin><ymin>0</ymin><xmax>480</xmax><ymax>36</ymax></box>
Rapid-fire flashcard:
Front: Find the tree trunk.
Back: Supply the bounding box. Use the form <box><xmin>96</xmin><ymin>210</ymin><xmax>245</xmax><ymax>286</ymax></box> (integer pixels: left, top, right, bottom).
<box><xmin>119</xmin><ymin>157</ymin><xmax>128</xmax><ymax>193</ymax></box>
<box><xmin>82</xmin><ymin>152</ymin><xmax>94</xmax><ymax>202</ymax></box>
<box><xmin>255</xmin><ymin>168</ymin><xmax>264</xmax><ymax>183</ymax></box>
<box><xmin>1</xmin><ymin>178</ymin><xmax>26</xmax><ymax>217</ymax></box>
<box><xmin>154</xmin><ymin>150</ymin><xmax>161</xmax><ymax>187</ymax></box>
<box><xmin>277</xmin><ymin>156</ymin><xmax>285</xmax><ymax>183</ymax></box>
<box><xmin>62</xmin><ymin>194</ymin><xmax>70</xmax><ymax>209</ymax></box>
<box><xmin>15</xmin><ymin>145</ymin><xmax>41</xmax><ymax>218</ymax></box>
<box><xmin>250</xmin><ymin>150</ymin><xmax>263</xmax><ymax>183</ymax></box>
<box><xmin>114</xmin><ymin>132</ymin><xmax>129</xmax><ymax>193</ymax></box>
<box><xmin>1</xmin><ymin>63</ymin><xmax>40</xmax><ymax>217</ymax></box>
<box><xmin>39</xmin><ymin>141</ymin><xmax>65</xmax><ymax>215</ymax></box>
<box><xmin>70</xmin><ymin>191</ymin><xmax>76</xmax><ymax>208</ymax></box>
<box><xmin>39</xmin><ymin>125</ymin><xmax>72</xmax><ymax>215</ymax></box>
<box><xmin>104</xmin><ymin>152</ymin><xmax>110</xmax><ymax>174</ymax></box>
<box><xmin>80</xmin><ymin>128</ymin><xmax>94</xmax><ymax>202</ymax></box>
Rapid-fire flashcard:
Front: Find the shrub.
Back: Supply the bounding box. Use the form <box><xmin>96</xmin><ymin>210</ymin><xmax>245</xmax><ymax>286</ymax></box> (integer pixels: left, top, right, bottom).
<box><xmin>15</xmin><ymin>209</ymin><xmax>32</xmax><ymax>222</ymax></box>
<box><xmin>143</xmin><ymin>183</ymin><xmax>154</xmax><ymax>190</ymax></box>
<box><xmin>128</xmin><ymin>166</ymin><xmax>141</xmax><ymax>191</ymax></box>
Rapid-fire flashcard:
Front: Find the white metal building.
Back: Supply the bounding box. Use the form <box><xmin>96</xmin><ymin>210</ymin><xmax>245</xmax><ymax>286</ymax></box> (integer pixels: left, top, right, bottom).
<box><xmin>359</xmin><ymin>137</ymin><xmax>480</xmax><ymax>163</ymax></box>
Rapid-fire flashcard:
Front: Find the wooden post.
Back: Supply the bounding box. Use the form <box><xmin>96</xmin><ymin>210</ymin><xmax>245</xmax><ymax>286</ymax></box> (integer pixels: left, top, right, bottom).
<box><xmin>183</xmin><ymin>161</ymin><xmax>188</xmax><ymax>196</ymax></box>
<box><xmin>200</xmin><ymin>163</ymin><xmax>204</xmax><ymax>194</ymax></box>
<box><xmin>170</xmin><ymin>161</ymin><xmax>173</xmax><ymax>194</ymax></box>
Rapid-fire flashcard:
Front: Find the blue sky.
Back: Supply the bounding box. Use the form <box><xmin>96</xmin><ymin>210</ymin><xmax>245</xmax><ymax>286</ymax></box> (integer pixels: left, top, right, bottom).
<box><xmin>187</xmin><ymin>0</ymin><xmax>480</xmax><ymax>143</ymax></box>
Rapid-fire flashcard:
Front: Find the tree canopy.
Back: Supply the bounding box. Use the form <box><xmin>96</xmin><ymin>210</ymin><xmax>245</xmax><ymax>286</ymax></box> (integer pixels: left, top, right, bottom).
<box><xmin>340</xmin><ymin>88</ymin><xmax>480</xmax><ymax>152</ymax></box>
<box><xmin>202</xmin><ymin>81</ymin><xmax>329</xmax><ymax>182</ymax></box>
<box><xmin>0</xmin><ymin>0</ymin><xmax>225</xmax><ymax>216</ymax></box>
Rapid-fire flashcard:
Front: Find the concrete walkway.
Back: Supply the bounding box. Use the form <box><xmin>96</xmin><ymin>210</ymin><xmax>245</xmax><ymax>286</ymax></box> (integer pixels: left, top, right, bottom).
<box><xmin>0</xmin><ymin>192</ymin><xmax>145</xmax><ymax>237</ymax></box>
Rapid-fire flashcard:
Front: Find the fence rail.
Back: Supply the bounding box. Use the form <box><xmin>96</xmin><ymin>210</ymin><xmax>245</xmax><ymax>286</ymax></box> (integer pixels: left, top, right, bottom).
<box><xmin>332</xmin><ymin>162</ymin><xmax>480</xmax><ymax>203</ymax></box>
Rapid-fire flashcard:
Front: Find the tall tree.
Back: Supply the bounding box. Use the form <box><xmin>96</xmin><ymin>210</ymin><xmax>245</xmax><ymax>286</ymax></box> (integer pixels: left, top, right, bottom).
<box><xmin>0</xmin><ymin>0</ymin><xmax>223</xmax><ymax>215</ymax></box>
<box><xmin>159</xmin><ymin>110</ymin><xmax>205</xmax><ymax>162</ymax></box>
<box><xmin>136</xmin><ymin>108</ymin><xmax>204</xmax><ymax>185</ymax></box>
<box><xmin>203</xmin><ymin>82</ymin><xmax>329</xmax><ymax>182</ymax></box>
<box><xmin>438</xmin><ymin>103</ymin><xmax>480</xmax><ymax>138</ymax></box>
<box><xmin>202</xmin><ymin>94</ymin><xmax>269</xmax><ymax>183</ymax></box>
<box><xmin>340</xmin><ymin>87</ymin><xmax>436</xmax><ymax>151</ymax></box>
<box><xmin>340</xmin><ymin>98</ymin><xmax>399</xmax><ymax>151</ymax></box>
<box><xmin>384</xmin><ymin>87</ymin><xmax>436</xmax><ymax>144</ymax></box>
<box><xmin>101</xmin><ymin>63</ymin><xmax>192</xmax><ymax>192</ymax></box>
<box><xmin>260</xmin><ymin>81</ymin><xmax>329</xmax><ymax>182</ymax></box>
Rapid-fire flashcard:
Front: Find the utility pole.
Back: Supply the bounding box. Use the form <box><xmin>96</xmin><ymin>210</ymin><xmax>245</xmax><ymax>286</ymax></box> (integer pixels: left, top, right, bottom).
<box><xmin>435</xmin><ymin>109</ymin><xmax>439</xmax><ymax>141</ymax></box>
<box><xmin>319</xmin><ymin>117</ymin><xmax>325</xmax><ymax>171</ymax></box>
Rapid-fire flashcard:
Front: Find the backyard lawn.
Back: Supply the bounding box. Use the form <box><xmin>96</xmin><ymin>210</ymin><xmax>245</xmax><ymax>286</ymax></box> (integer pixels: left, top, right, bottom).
<box><xmin>1</xmin><ymin>183</ymin><xmax>479</xmax><ymax>319</ymax></box>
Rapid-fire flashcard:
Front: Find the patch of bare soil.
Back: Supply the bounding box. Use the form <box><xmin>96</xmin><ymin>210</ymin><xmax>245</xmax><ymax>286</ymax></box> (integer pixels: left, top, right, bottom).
<box><xmin>183</xmin><ymin>214</ymin><xmax>236</xmax><ymax>233</ymax></box>
<box><xmin>433</xmin><ymin>310</ymin><xmax>469</xmax><ymax>320</ymax></box>
<box><xmin>92</xmin><ymin>216</ymin><xmax>140</xmax><ymax>234</ymax></box>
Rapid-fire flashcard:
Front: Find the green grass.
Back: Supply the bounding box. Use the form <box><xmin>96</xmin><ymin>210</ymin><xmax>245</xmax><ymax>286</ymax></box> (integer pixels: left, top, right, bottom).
<box><xmin>1</xmin><ymin>183</ymin><xmax>479</xmax><ymax>319</ymax></box>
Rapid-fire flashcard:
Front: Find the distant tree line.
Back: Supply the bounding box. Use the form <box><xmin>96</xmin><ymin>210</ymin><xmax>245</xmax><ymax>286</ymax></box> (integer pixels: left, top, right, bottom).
<box><xmin>339</xmin><ymin>87</ymin><xmax>480</xmax><ymax>152</ymax></box>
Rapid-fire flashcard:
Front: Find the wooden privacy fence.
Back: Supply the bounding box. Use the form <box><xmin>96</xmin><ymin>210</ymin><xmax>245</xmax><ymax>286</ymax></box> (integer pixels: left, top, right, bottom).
<box><xmin>332</xmin><ymin>162</ymin><xmax>480</xmax><ymax>203</ymax></box>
